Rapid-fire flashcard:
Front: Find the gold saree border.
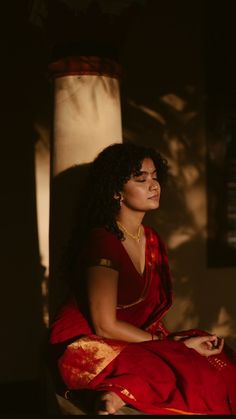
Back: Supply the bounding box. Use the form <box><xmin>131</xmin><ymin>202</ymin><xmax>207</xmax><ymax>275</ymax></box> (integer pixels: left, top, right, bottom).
<box><xmin>163</xmin><ymin>407</ymin><xmax>203</xmax><ymax>415</ymax></box>
<box><xmin>59</xmin><ymin>335</ymin><xmax>127</xmax><ymax>388</ymax></box>
<box><xmin>97</xmin><ymin>382</ymin><xmax>136</xmax><ymax>401</ymax></box>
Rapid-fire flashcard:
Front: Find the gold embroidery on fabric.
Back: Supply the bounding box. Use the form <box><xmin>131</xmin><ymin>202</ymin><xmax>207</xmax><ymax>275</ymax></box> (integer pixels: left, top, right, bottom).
<box><xmin>207</xmin><ymin>356</ymin><xmax>227</xmax><ymax>371</ymax></box>
<box><xmin>120</xmin><ymin>388</ymin><xmax>136</xmax><ymax>400</ymax></box>
<box><xmin>62</xmin><ymin>336</ymin><xmax>125</xmax><ymax>385</ymax></box>
<box><xmin>98</xmin><ymin>383</ymin><xmax>136</xmax><ymax>401</ymax></box>
<box><xmin>89</xmin><ymin>258</ymin><xmax>118</xmax><ymax>270</ymax></box>
<box><xmin>117</xmin><ymin>296</ymin><xmax>145</xmax><ymax>309</ymax></box>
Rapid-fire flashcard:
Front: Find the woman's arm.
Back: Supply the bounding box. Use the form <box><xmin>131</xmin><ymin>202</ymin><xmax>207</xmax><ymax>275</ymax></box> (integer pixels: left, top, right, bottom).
<box><xmin>87</xmin><ymin>265</ymin><xmax>157</xmax><ymax>342</ymax></box>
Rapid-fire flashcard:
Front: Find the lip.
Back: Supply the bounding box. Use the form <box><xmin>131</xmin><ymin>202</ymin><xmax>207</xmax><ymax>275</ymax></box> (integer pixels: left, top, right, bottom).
<box><xmin>148</xmin><ymin>194</ymin><xmax>159</xmax><ymax>200</ymax></box>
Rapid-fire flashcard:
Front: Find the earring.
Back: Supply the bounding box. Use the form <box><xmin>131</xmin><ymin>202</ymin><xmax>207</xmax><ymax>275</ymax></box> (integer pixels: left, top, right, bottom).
<box><xmin>114</xmin><ymin>192</ymin><xmax>122</xmax><ymax>207</ymax></box>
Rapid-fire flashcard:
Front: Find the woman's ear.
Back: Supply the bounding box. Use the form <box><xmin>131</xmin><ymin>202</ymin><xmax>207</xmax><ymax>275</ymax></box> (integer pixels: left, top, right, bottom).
<box><xmin>114</xmin><ymin>192</ymin><xmax>123</xmax><ymax>202</ymax></box>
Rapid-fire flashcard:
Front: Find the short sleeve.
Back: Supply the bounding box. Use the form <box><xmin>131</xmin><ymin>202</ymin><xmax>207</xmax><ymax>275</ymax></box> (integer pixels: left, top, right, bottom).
<box><xmin>82</xmin><ymin>228</ymin><xmax>120</xmax><ymax>271</ymax></box>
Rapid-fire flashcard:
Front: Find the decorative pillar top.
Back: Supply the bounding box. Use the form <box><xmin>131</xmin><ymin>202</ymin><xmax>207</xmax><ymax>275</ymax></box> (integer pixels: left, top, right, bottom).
<box><xmin>49</xmin><ymin>55</ymin><xmax>122</xmax><ymax>79</ymax></box>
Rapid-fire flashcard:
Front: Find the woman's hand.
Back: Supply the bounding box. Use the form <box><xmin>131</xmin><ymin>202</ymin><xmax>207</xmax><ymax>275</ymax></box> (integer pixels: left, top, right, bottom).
<box><xmin>182</xmin><ymin>334</ymin><xmax>224</xmax><ymax>356</ymax></box>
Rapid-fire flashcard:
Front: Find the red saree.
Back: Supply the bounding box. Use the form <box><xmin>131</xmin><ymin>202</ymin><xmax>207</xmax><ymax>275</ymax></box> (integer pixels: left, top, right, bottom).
<box><xmin>49</xmin><ymin>226</ymin><xmax>236</xmax><ymax>415</ymax></box>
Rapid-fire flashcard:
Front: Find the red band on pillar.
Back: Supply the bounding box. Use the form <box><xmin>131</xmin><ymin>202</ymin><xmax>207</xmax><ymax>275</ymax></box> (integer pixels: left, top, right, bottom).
<box><xmin>49</xmin><ymin>56</ymin><xmax>122</xmax><ymax>79</ymax></box>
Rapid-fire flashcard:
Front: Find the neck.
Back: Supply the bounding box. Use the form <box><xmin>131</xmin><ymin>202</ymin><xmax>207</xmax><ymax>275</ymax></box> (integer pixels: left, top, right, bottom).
<box><xmin>117</xmin><ymin>220</ymin><xmax>141</xmax><ymax>242</ymax></box>
<box><xmin>116</xmin><ymin>209</ymin><xmax>145</xmax><ymax>237</ymax></box>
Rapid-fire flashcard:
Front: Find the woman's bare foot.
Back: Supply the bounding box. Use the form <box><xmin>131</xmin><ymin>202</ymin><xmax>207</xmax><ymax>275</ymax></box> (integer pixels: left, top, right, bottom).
<box><xmin>96</xmin><ymin>391</ymin><xmax>125</xmax><ymax>415</ymax></box>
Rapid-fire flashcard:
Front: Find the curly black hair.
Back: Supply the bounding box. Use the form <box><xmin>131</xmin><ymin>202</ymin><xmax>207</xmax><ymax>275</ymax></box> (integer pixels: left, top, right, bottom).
<box><xmin>82</xmin><ymin>142</ymin><xmax>168</xmax><ymax>240</ymax></box>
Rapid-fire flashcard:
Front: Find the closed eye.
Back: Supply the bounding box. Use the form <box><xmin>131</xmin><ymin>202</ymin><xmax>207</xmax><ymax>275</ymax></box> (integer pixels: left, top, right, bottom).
<box><xmin>135</xmin><ymin>177</ymin><xmax>158</xmax><ymax>183</ymax></box>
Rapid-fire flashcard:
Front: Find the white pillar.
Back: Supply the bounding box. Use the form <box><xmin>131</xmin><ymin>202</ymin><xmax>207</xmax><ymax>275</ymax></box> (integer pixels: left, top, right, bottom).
<box><xmin>49</xmin><ymin>55</ymin><xmax>122</xmax><ymax>321</ymax></box>
<box><xmin>50</xmin><ymin>56</ymin><xmax>122</xmax><ymax>175</ymax></box>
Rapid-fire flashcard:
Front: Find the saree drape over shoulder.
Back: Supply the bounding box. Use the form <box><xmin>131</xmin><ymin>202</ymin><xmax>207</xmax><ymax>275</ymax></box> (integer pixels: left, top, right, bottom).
<box><xmin>49</xmin><ymin>226</ymin><xmax>236</xmax><ymax>415</ymax></box>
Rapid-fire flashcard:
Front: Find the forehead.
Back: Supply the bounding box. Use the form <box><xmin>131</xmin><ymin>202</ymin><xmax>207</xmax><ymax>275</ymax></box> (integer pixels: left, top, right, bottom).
<box><xmin>140</xmin><ymin>158</ymin><xmax>156</xmax><ymax>172</ymax></box>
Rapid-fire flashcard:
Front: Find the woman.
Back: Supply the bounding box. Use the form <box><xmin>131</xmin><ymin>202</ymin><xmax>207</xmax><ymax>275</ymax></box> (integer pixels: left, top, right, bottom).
<box><xmin>49</xmin><ymin>142</ymin><xmax>236</xmax><ymax>415</ymax></box>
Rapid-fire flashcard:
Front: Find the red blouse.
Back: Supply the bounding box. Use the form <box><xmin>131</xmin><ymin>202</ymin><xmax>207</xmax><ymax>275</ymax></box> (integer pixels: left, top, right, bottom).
<box><xmin>50</xmin><ymin>225</ymin><xmax>172</xmax><ymax>344</ymax></box>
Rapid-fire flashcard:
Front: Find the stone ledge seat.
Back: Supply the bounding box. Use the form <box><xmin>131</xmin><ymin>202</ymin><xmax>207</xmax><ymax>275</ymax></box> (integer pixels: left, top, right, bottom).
<box><xmin>55</xmin><ymin>391</ymin><xmax>147</xmax><ymax>415</ymax></box>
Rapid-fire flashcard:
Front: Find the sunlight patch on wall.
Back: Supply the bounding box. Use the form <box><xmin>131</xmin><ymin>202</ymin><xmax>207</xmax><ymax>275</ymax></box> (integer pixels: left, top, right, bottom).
<box><xmin>184</xmin><ymin>183</ymin><xmax>207</xmax><ymax>236</ymax></box>
<box><xmin>53</xmin><ymin>75</ymin><xmax>122</xmax><ymax>175</ymax></box>
<box><xmin>34</xmin><ymin>122</ymin><xmax>50</xmax><ymax>326</ymax></box>
<box><xmin>35</xmin><ymin>122</ymin><xmax>50</xmax><ymax>275</ymax></box>
<box><xmin>211</xmin><ymin>306</ymin><xmax>236</xmax><ymax>339</ymax></box>
<box><xmin>167</xmin><ymin>227</ymin><xmax>195</xmax><ymax>250</ymax></box>
<box><xmin>128</xmin><ymin>99</ymin><xmax>166</xmax><ymax>125</ymax></box>
<box><xmin>165</xmin><ymin>296</ymin><xmax>199</xmax><ymax>331</ymax></box>
<box><xmin>160</xmin><ymin>93</ymin><xmax>187</xmax><ymax>112</ymax></box>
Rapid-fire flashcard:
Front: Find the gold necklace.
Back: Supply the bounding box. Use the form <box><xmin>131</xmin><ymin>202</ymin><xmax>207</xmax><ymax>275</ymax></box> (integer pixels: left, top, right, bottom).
<box><xmin>117</xmin><ymin>221</ymin><xmax>141</xmax><ymax>242</ymax></box>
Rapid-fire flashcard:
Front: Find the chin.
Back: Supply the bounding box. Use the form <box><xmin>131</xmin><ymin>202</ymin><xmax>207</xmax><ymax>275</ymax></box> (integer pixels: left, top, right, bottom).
<box><xmin>150</xmin><ymin>199</ymin><xmax>160</xmax><ymax>207</ymax></box>
<box><xmin>146</xmin><ymin>202</ymin><xmax>160</xmax><ymax>211</ymax></box>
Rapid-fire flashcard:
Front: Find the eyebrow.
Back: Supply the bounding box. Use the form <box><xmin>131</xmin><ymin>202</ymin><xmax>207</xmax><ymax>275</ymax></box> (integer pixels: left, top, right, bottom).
<box><xmin>134</xmin><ymin>169</ymin><xmax>157</xmax><ymax>175</ymax></box>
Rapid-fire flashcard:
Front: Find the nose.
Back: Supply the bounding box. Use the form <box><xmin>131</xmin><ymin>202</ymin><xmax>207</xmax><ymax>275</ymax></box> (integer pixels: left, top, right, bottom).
<box><xmin>150</xmin><ymin>179</ymin><xmax>159</xmax><ymax>190</ymax></box>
